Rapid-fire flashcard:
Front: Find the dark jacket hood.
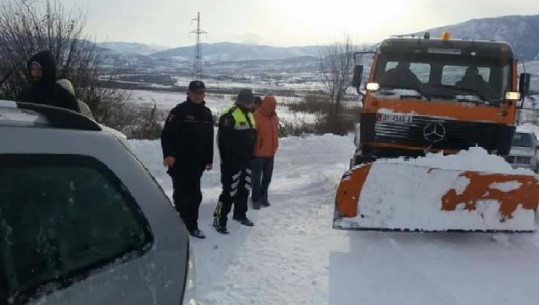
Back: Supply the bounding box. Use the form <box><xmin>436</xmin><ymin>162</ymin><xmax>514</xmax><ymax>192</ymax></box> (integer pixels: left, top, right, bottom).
<box><xmin>27</xmin><ymin>50</ymin><xmax>57</xmax><ymax>83</ymax></box>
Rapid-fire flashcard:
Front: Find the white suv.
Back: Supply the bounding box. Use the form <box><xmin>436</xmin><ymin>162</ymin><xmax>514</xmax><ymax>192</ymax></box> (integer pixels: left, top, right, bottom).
<box><xmin>0</xmin><ymin>101</ymin><xmax>197</xmax><ymax>305</ymax></box>
<box><xmin>507</xmin><ymin>131</ymin><xmax>539</xmax><ymax>173</ymax></box>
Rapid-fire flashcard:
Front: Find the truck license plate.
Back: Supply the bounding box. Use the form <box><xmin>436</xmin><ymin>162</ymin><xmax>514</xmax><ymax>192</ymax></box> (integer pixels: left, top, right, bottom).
<box><xmin>378</xmin><ymin>114</ymin><xmax>413</xmax><ymax>123</ymax></box>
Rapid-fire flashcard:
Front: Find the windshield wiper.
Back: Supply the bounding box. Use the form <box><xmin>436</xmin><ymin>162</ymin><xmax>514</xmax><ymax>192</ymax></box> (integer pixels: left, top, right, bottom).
<box><xmin>378</xmin><ymin>85</ymin><xmax>431</xmax><ymax>101</ymax></box>
<box><xmin>430</xmin><ymin>84</ymin><xmax>489</xmax><ymax>103</ymax></box>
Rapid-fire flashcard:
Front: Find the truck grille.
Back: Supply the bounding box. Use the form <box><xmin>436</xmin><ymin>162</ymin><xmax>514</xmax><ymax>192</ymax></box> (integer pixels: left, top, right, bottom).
<box><xmin>374</xmin><ymin>117</ymin><xmax>501</xmax><ymax>152</ymax></box>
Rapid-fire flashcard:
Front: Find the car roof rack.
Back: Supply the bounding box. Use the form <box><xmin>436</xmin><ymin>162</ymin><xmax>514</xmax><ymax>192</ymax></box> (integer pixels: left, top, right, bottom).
<box><xmin>0</xmin><ymin>100</ymin><xmax>102</xmax><ymax>131</ymax></box>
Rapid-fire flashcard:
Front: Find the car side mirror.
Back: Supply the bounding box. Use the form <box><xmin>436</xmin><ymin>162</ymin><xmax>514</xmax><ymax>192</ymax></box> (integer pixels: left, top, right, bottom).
<box><xmin>352</xmin><ymin>65</ymin><xmax>364</xmax><ymax>94</ymax></box>
<box><xmin>519</xmin><ymin>73</ymin><xmax>531</xmax><ymax>97</ymax></box>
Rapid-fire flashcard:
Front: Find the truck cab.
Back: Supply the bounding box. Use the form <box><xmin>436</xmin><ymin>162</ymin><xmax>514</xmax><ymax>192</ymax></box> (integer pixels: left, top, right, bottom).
<box><xmin>352</xmin><ymin>33</ymin><xmax>531</xmax><ymax>166</ymax></box>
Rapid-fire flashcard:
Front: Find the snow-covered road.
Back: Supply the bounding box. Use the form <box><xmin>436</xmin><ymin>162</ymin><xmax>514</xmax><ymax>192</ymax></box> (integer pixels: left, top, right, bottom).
<box><xmin>129</xmin><ymin>134</ymin><xmax>539</xmax><ymax>305</ymax></box>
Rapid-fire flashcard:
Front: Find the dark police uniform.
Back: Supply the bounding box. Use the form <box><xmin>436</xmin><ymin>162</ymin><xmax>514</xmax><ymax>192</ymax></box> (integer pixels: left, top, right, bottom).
<box><xmin>161</xmin><ymin>81</ymin><xmax>213</xmax><ymax>236</ymax></box>
<box><xmin>213</xmin><ymin>89</ymin><xmax>257</xmax><ymax>234</ymax></box>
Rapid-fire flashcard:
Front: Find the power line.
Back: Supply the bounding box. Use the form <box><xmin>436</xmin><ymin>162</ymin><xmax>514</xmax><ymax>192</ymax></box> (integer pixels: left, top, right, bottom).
<box><xmin>190</xmin><ymin>12</ymin><xmax>207</xmax><ymax>79</ymax></box>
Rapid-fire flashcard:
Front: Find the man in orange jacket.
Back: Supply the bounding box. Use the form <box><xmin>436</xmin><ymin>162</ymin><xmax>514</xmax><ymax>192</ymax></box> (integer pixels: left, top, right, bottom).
<box><xmin>251</xmin><ymin>95</ymin><xmax>279</xmax><ymax>209</ymax></box>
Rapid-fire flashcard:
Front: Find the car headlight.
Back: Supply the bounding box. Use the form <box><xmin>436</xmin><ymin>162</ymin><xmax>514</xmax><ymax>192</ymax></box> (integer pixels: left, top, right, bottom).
<box><xmin>517</xmin><ymin>156</ymin><xmax>532</xmax><ymax>164</ymax></box>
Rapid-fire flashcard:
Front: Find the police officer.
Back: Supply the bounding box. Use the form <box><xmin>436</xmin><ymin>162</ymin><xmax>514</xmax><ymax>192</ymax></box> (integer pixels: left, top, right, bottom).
<box><xmin>161</xmin><ymin>80</ymin><xmax>214</xmax><ymax>239</ymax></box>
<box><xmin>213</xmin><ymin>89</ymin><xmax>257</xmax><ymax>234</ymax></box>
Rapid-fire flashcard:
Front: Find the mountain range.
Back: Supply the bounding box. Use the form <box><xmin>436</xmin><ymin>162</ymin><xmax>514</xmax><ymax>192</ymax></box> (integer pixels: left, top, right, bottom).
<box><xmin>96</xmin><ymin>14</ymin><xmax>539</xmax><ymax>76</ymax></box>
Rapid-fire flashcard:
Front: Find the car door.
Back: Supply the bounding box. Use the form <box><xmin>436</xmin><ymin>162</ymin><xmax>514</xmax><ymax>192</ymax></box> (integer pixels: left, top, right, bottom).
<box><xmin>0</xmin><ymin>128</ymin><xmax>189</xmax><ymax>305</ymax></box>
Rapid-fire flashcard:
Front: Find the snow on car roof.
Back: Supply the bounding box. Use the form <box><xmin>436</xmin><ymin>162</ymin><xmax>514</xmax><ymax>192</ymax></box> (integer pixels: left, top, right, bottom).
<box><xmin>0</xmin><ymin>100</ymin><xmax>50</xmax><ymax>126</ymax></box>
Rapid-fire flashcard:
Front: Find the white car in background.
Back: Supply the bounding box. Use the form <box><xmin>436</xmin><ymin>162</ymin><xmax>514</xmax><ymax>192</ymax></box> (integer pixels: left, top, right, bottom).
<box><xmin>507</xmin><ymin>131</ymin><xmax>539</xmax><ymax>172</ymax></box>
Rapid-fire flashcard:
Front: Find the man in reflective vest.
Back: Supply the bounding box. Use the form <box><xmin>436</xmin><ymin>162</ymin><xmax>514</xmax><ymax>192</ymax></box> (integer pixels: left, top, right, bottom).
<box><xmin>213</xmin><ymin>89</ymin><xmax>257</xmax><ymax>234</ymax></box>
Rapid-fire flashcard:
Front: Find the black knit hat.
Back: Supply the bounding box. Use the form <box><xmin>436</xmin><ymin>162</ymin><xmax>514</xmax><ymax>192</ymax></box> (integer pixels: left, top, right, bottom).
<box><xmin>236</xmin><ymin>89</ymin><xmax>254</xmax><ymax>105</ymax></box>
<box><xmin>188</xmin><ymin>80</ymin><xmax>205</xmax><ymax>92</ymax></box>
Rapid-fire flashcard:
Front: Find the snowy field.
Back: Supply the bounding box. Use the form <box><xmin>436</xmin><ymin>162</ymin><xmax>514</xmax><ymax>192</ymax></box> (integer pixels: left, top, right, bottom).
<box><xmin>129</xmin><ymin>134</ymin><xmax>539</xmax><ymax>305</ymax></box>
<box><xmin>170</xmin><ymin>76</ymin><xmax>325</xmax><ymax>92</ymax></box>
<box><xmin>128</xmin><ymin>89</ymin><xmax>318</xmax><ymax>124</ymax></box>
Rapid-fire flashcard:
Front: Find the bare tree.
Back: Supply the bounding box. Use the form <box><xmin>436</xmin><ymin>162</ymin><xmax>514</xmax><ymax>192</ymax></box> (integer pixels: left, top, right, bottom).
<box><xmin>319</xmin><ymin>36</ymin><xmax>356</xmax><ymax>134</ymax></box>
<box><xmin>0</xmin><ymin>0</ymin><xmax>160</xmax><ymax>138</ymax></box>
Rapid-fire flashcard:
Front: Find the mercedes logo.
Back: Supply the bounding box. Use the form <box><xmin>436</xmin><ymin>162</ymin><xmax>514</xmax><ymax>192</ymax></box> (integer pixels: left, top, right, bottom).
<box><xmin>423</xmin><ymin>122</ymin><xmax>446</xmax><ymax>143</ymax></box>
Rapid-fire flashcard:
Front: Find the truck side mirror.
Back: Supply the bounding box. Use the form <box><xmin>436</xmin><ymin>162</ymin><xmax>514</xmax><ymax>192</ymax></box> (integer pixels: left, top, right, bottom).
<box><xmin>352</xmin><ymin>65</ymin><xmax>364</xmax><ymax>94</ymax></box>
<box><xmin>519</xmin><ymin>73</ymin><xmax>531</xmax><ymax>97</ymax></box>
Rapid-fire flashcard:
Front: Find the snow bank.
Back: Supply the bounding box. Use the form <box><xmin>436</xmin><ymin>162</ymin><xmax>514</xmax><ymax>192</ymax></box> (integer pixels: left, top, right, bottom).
<box><xmin>383</xmin><ymin>146</ymin><xmax>534</xmax><ymax>175</ymax></box>
<box><xmin>337</xmin><ymin>162</ymin><xmax>537</xmax><ymax>231</ymax></box>
<box><xmin>337</xmin><ymin>147</ymin><xmax>538</xmax><ymax>231</ymax></box>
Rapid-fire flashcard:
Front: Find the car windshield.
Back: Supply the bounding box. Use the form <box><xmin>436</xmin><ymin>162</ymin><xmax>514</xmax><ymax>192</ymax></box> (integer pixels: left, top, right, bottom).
<box><xmin>373</xmin><ymin>52</ymin><xmax>512</xmax><ymax>105</ymax></box>
<box><xmin>512</xmin><ymin>132</ymin><xmax>534</xmax><ymax>148</ymax></box>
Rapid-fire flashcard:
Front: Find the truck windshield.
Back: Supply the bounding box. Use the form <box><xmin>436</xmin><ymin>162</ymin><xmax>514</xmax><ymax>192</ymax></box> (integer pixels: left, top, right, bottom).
<box><xmin>512</xmin><ymin>132</ymin><xmax>534</xmax><ymax>148</ymax></box>
<box><xmin>373</xmin><ymin>52</ymin><xmax>512</xmax><ymax>105</ymax></box>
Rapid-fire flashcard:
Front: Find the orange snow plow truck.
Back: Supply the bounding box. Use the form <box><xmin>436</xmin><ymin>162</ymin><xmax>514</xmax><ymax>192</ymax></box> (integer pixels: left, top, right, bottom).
<box><xmin>333</xmin><ymin>32</ymin><xmax>539</xmax><ymax>232</ymax></box>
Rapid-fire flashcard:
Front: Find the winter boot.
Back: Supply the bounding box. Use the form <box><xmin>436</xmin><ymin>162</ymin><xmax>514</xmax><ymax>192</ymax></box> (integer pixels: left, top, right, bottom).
<box><xmin>260</xmin><ymin>197</ymin><xmax>271</xmax><ymax>208</ymax></box>
<box><xmin>252</xmin><ymin>199</ymin><xmax>261</xmax><ymax>210</ymax></box>
<box><xmin>189</xmin><ymin>229</ymin><xmax>206</xmax><ymax>239</ymax></box>
<box><xmin>233</xmin><ymin>217</ymin><xmax>254</xmax><ymax>227</ymax></box>
<box><xmin>213</xmin><ymin>218</ymin><xmax>229</xmax><ymax>234</ymax></box>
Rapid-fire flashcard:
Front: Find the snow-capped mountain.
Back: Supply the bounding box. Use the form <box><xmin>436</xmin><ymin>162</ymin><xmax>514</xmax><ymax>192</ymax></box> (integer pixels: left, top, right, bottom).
<box><xmin>97</xmin><ymin>42</ymin><xmax>168</xmax><ymax>56</ymax></box>
<box><xmin>416</xmin><ymin>14</ymin><xmax>539</xmax><ymax>61</ymax></box>
<box><xmin>93</xmin><ymin>13</ymin><xmax>539</xmax><ymax>89</ymax></box>
<box><xmin>150</xmin><ymin>42</ymin><xmax>322</xmax><ymax>62</ymax></box>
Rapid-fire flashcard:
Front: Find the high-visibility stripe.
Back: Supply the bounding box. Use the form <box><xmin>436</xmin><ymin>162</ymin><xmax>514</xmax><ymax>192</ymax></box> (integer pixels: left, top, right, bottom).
<box><xmin>222</xmin><ymin>105</ymin><xmax>256</xmax><ymax>129</ymax></box>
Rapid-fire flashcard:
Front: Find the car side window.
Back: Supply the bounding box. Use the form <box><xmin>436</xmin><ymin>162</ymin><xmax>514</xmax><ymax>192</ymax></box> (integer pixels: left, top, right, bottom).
<box><xmin>0</xmin><ymin>154</ymin><xmax>153</xmax><ymax>303</ymax></box>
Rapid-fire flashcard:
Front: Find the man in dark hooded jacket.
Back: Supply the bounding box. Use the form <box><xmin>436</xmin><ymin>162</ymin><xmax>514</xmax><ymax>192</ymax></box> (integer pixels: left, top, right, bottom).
<box><xmin>18</xmin><ymin>50</ymin><xmax>80</xmax><ymax>112</ymax></box>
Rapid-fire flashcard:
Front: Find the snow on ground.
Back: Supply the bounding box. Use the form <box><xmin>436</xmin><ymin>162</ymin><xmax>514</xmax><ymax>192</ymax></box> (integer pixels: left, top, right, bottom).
<box><xmin>128</xmin><ymin>89</ymin><xmax>319</xmax><ymax>125</ymax></box>
<box><xmin>129</xmin><ymin>134</ymin><xmax>539</xmax><ymax>305</ymax></box>
<box><xmin>127</xmin><ymin>90</ymin><xmax>233</xmax><ymax>113</ymax></box>
<box><xmin>386</xmin><ymin>146</ymin><xmax>533</xmax><ymax>174</ymax></box>
<box><xmin>169</xmin><ymin>76</ymin><xmax>325</xmax><ymax>92</ymax></box>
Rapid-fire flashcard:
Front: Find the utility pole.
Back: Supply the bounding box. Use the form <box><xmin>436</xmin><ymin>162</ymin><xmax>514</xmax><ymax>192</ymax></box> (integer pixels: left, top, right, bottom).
<box><xmin>190</xmin><ymin>12</ymin><xmax>207</xmax><ymax>79</ymax></box>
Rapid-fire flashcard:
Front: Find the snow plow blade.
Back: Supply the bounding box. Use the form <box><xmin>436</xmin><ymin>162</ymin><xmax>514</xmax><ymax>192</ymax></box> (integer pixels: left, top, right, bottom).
<box><xmin>333</xmin><ymin>163</ymin><xmax>539</xmax><ymax>232</ymax></box>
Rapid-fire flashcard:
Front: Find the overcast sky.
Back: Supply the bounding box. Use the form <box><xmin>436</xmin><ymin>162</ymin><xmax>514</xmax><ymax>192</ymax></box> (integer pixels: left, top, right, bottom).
<box><xmin>66</xmin><ymin>0</ymin><xmax>539</xmax><ymax>47</ymax></box>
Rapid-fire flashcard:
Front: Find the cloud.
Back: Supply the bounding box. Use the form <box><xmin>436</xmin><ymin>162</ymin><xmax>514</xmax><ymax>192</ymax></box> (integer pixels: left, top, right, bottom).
<box><xmin>232</xmin><ymin>33</ymin><xmax>263</xmax><ymax>44</ymax></box>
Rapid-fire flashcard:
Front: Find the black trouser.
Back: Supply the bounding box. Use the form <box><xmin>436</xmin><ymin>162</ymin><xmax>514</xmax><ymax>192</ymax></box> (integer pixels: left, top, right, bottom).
<box><xmin>172</xmin><ymin>170</ymin><xmax>203</xmax><ymax>232</ymax></box>
<box><xmin>251</xmin><ymin>157</ymin><xmax>274</xmax><ymax>203</ymax></box>
<box><xmin>214</xmin><ymin>161</ymin><xmax>251</xmax><ymax>227</ymax></box>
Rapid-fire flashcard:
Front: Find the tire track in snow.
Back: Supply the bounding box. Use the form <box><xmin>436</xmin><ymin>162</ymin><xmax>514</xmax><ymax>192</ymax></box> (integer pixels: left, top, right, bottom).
<box><xmin>198</xmin><ymin>146</ymin><xmax>351</xmax><ymax>305</ymax></box>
